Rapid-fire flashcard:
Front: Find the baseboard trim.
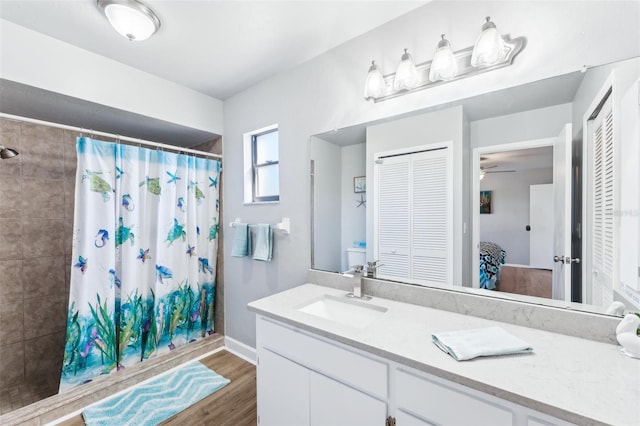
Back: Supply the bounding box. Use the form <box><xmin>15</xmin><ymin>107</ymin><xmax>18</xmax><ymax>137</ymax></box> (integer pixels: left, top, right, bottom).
<box><xmin>224</xmin><ymin>336</ymin><xmax>257</xmax><ymax>365</ymax></box>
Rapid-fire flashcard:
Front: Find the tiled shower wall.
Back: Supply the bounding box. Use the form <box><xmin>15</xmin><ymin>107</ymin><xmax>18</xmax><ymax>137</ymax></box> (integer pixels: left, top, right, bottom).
<box><xmin>0</xmin><ymin>118</ymin><xmax>76</xmax><ymax>394</ymax></box>
<box><xmin>0</xmin><ymin>118</ymin><xmax>225</xmax><ymax>404</ymax></box>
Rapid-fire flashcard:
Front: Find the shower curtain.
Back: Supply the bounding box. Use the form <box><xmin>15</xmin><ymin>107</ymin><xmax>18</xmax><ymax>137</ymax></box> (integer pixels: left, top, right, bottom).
<box><xmin>60</xmin><ymin>137</ymin><xmax>220</xmax><ymax>392</ymax></box>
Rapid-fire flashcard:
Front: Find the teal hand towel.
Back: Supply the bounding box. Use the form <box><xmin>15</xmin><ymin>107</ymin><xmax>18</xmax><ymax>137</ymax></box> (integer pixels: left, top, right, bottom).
<box><xmin>432</xmin><ymin>326</ymin><xmax>533</xmax><ymax>361</ymax></box>
<box><xmin>231</xmin><ymin>223</ymin><xmax>251</xmax><ymax>257</ymax></box>
<box><xmin>253</xmin><ymin>224</ymin><xmax>273</xmax><ymax>261</ymax></box>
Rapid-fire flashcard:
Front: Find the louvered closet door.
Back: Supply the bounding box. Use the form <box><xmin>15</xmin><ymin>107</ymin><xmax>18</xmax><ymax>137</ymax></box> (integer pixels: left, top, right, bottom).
<box><xmin>411</xmin><ymin>150</ymin><xmax>451</xmax><ymax>285</ymax></box>
<box><xmin>591</xmin><ymin>95</ymin><xmax>614</xmax><ymax>307</ymax></box>
<box><xmin>376</xmin><ymin>158</ymin><xmax>410</xmax><ymax>280</ymax></box>
<box><xmin>374</xmin><ymin>147</ymin><xmax>452</xmax><ymax>286</ymax></box>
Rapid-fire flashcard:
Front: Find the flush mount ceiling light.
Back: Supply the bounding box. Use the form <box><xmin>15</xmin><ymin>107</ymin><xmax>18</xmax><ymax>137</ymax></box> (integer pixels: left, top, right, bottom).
<box><xmin>364</xmin><ymin>16</ymin><xmax>524</xmax><ymax>102</ymax></box>
<box><xmin>97</xmin><ymin>0</ymin><xmax>161</xmax><ymax>41</ymax></box>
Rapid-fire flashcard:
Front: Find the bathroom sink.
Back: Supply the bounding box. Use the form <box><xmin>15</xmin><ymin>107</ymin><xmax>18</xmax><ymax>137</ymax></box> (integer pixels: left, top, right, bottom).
<box><xmin>297</xmin><ymin>294</ymin><xmax>387</xmax><ymax>328</ymax></box>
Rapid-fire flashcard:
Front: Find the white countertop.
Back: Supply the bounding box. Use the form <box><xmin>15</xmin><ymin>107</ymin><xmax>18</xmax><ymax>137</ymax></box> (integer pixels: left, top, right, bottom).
<box><xmin>248</xmin><ymin>283</ymin><xmax>640</xmax><ymax>426</ymax></box>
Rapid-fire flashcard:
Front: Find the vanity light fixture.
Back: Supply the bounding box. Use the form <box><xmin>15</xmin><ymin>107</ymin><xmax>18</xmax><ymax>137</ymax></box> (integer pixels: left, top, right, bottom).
<box><xmin>393</xmin><ymin>49</ymin><xmax>419</xmax><ymax>91</ymax></box>
<box><xmin>471</xmin><ymin>17</ymin><xmax>508</xmax><ymax>67</ymax></box>
<box><xmin>429</xmin><ymin>34</ymin><xmax>458</xmax><ymax>82</ymax></box>
<box><xmin>97</xmin><ymin>0</ymin><xmax>161</xmax><ymax>41</ymax></box>
<box><xmin>364</xmin><ymin>61</ymin><xmax>386</xmax><ymax>100</ymax></box>
<box><xmin>364</xmin><ymin>16</ymin><xmax>524</xmax><ymax>102</ymax></box>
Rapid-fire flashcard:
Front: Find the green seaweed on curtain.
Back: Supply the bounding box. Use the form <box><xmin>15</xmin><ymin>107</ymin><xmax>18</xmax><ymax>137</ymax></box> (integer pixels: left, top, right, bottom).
<box><xmin>62</xmin><ymin>303</ymin><xmax>82</xmax><ymax>375</ymax></box>
<box><xmin>88</xmin><ymin>294</ymin><xmax>118</xmax><ymax>373</ymax></box>
<box><xmin>167</xmin><ymin>282</ymin><xmax>188</xmax><ymax>349</ymax></box>
<box><xmin>118</xmin><ymin>290</ymin><xmax>144</xmax><ymax>361</ymax></box>
<box><xmin>153</xmin><ymin>291</ymin><xmax>167</xmax><ymax>351</ymax></box>
<box><xmin>199</xmin><ymin>282</ymin><xmax>216</xmax><ymax>336</ymax></box>
<box><xmin>141</xmin><ymin>290</ymin><xmax>159</xmax><ymax>360</ymax></box>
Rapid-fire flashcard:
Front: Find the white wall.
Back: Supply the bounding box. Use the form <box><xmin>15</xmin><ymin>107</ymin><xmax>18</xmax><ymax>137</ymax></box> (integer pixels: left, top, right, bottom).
<box><xmin>480</xmin><ymin>168</ymin><xmax>553</xmax><ymax>265</ymax></box>
<box><xmin>310</xmin><ymin>137</ymin><xmax>342</xmax><ymax>271</ymax></box>
<box><xmin>366</xmin><ymin>106</ymin><xmax>467</xmax><ymax>286</ymax></box>
<box><xmin>223</xmin><ymin>1</ymin><xmax>640</xmax><ymax>348</ymax></box>
<box><xmin>0</xmin><ymin>19</ymin><xmax>224</xmax><ymax>136</ymax></box>
<box><xmin>340</xmin><ymin>143</ymin><xmax>366</xmax><ymax>272</ymax></box>
<box><xmin>471</xmin><ymin>103</ymin><xmax>573</xmax><ymax>148</ymax></box>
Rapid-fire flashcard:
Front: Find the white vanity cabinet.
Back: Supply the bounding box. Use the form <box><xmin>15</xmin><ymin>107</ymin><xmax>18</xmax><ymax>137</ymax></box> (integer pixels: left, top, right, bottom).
<box><xmin>256</xmin><ymin>315</ymin><xmax>574</xmax><ymax>426</ymax></box>
<box><xmin>256</xmin><ymin>315</ymin><xmax>388</xmax><ymax>426</ymax></box>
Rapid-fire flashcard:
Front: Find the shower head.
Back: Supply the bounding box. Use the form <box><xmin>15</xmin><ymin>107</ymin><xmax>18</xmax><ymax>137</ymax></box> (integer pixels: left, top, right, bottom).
<box><xmin>0</xmin><ymin>145</ymin><xmax>19</xmax><ymax>159</ymax></box>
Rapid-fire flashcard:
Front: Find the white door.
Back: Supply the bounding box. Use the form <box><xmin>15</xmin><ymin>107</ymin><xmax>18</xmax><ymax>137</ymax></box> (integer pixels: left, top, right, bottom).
<box><xmin>529</xmin><ymin>184</ymin><xmax>554</xmax><ymax>269</ymax></box>
<box><xmin>309</xmin><ymin>371</ymin><xmax>386</xmax><ymax>426</ymax></box>
<box><xmin>589</xmin><ymin>95</ymin><xmax>615</xmax><ymax>307</ymax></box>
<box><xmin>374</xmin><ymin>145</ymin><xmax>453</xmax><ymax>286</ymax></box>
<box><xmin>257</xmin><ymin>349</ymin><xmax>310</xmax><ymax>426</ymax></box>
<box><xmin>552</xmin><ymin>124</ymin><xmax>573</xmax><ymax>301</ymax></box>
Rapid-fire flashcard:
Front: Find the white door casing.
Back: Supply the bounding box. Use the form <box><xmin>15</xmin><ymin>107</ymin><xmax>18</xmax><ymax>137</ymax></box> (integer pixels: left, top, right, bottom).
<box><xmin>551</xmin><ymin>123</ymin><xmax>573</xmax><ymax>301</ymax></box>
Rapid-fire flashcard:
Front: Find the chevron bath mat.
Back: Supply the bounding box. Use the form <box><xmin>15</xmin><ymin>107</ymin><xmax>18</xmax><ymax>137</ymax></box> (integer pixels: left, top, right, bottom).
<box><xmin>82</xmin><ymin>361</ymin><xmax>230</xmax><ymax>426</ymax></box>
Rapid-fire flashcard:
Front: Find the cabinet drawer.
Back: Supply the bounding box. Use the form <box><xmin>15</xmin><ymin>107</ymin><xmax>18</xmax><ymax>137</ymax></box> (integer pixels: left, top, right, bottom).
<box><xmin>257</xmin><ymin>316</ymin><xmax>388</xmax><ymax>399</ymax></box>
<box><xmin>395</xmin><ymin>368</ymin><xmax>514</xmax><ymax>426</ymax></box>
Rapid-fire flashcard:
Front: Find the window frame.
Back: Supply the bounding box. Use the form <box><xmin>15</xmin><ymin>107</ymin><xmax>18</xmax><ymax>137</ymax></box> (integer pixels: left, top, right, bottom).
<box><xmin>251</xmin><ymin>127</ymin><xmax>280</xmax><ymax>203</ymax></box>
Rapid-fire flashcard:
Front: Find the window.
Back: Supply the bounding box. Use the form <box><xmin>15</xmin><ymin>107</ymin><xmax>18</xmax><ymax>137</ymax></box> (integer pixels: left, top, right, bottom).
<box><xmin>244</xmin><ymin>124</ymin><xmax>279</xmax><ymax>203</ymax></box>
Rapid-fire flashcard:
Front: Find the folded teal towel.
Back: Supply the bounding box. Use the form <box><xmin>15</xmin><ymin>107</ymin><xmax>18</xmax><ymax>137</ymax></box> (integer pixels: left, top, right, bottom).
<box><xmin>253</xmin><ymin>224</ymin><xmax>273</xmax><ymax>261</ymax></box>
<box><xmin>432</xmin><ymin>326</ymin><xmax>533</xmax><ymax>361</ymax></box>
<box><xmin>231</xmin><ymin>223</ymin><xmax>251</xmax><ymax>257</ymax></box>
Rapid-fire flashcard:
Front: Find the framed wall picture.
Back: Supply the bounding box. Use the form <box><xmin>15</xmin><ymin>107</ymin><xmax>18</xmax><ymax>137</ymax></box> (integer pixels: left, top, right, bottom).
<box><xmin>354</xmin><ymin>176</ymin><xmax>366</xmax><ymax>193</ymax></box>
<box><xmin>480</xmin><ymin>190</ymin><xmax>492</xmax><ymax>214</ymax></box>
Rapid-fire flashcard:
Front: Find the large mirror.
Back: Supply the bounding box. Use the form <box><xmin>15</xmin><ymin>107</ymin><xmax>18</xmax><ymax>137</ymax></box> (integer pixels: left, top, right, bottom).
<box><xmin>311</xmin><ymin>56</ymin><xmax>640</xmax><ymax>316</ymax></box>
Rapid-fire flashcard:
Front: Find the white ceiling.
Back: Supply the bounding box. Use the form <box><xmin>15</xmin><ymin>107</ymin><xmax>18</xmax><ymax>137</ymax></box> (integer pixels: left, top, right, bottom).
<box><xmin>481</xmin><ymin>146</ymin><xmax>554</xmax><ymax>173</ymax></box>
<box><xmin>0</xmin><ymin>0</ymin><xmax>426</xmax><ymax>100</ymax></box>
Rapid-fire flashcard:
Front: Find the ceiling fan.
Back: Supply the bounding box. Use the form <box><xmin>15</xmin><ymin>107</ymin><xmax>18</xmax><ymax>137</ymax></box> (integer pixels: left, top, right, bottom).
<box><xmin>479</xmin><ymin>160</ymin><xmax>516</xmax><ymax>180</ymax></box>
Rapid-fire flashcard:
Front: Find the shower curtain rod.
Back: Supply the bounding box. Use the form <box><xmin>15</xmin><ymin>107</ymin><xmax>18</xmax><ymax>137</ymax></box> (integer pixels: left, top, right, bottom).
<box><xmin>0</xmin><ymin>113</ymin><xmax>222</xmax><ymax>160</ymax></box>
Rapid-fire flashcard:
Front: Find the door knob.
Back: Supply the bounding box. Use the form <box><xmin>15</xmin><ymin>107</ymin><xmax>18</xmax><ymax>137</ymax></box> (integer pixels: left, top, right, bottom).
<box><xmin>553</xmin><ymin>255</ymin><xmax>565</xmax><ymax>263</ymax></box>
<box><xmin>565</xmin><ymin>257</ymin><xmax>581</xmax><ymax>264</ymax></box>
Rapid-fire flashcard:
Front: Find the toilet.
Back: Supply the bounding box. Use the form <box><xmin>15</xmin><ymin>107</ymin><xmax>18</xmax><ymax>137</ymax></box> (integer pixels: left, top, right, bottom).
<box><xmin>346</xmin><ymin>247</ymin><xmax>366</xmax><ymax>270</ymax></box>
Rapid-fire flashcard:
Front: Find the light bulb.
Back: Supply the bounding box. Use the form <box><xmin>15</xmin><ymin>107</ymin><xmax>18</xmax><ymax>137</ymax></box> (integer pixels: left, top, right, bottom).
<box><xmin>393</xmin><ymin>49</ymin><xmax>419</xmax><ymax>91</ymax></box>
<box><xmin>471</xmin><ymin>17</ymin><xmax>507</xmax><ymax>67</ymax></box>
<box><xmin>364</xmin><ymin>61</ymin><xmax>386</xmax><ymax>100</ymax></box>
<box><xmin>429</xmin><ymin>35</ymin><xmax>458</xmax><ymax>82</ymax></box>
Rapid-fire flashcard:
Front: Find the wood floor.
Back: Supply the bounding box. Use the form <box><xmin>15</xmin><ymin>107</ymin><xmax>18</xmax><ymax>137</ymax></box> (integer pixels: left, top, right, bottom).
<box><xmin>59</xmin><ymin>350</ymin><xmax>257</xmax><ymax>426</ymax></box>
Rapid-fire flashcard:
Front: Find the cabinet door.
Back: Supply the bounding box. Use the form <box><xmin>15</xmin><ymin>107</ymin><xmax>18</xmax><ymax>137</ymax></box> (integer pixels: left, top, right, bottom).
<box><xmin>257</xmin><ymin>348</ymin><xmax>310</xmax><ymax>426</ymax></box>
<box><xmin>309</xmin><ymin>371</ymin><xmax>386</xmax><ymax>426</ymax></box>
<box><xmin>395</xmin><ymin>368</ymin><xmax>513</xmax><ymax>426</ymax></box>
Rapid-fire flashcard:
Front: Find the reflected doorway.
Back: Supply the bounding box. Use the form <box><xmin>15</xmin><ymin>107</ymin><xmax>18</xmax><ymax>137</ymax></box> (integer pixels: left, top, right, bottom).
<box><xmin>472</xmin><ymin>127</ymin><xmax>573</xmax><ymax>301</ymax></box>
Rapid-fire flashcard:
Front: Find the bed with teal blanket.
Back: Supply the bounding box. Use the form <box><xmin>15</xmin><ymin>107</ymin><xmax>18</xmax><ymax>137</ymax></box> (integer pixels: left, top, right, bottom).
<box><xmin>479</xmin><ymin>241</ymin><xmax>506</xmax><ymax>290</ymax></box>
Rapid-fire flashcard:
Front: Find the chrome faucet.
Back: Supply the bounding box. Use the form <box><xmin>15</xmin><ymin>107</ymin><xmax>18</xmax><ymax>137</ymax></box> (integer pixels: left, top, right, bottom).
<box><xmin>345</xmin><ymin>261</ymin><xmax>383</xmax><ymax>300</ymax></box>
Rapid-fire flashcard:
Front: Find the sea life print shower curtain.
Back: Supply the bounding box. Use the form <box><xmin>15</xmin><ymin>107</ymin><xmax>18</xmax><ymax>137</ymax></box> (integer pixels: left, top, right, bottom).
<box><xmin>60</xmin><ymin>137</ymin><xmax>220</xmax><ymax>392</ymax></box>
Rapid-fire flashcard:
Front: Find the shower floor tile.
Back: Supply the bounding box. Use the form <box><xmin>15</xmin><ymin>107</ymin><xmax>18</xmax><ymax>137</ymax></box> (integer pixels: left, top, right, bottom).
<box><xmin>0</xmin><ymin>378</ymin><xmax>59</xmax><ymax>415</ymax></box>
